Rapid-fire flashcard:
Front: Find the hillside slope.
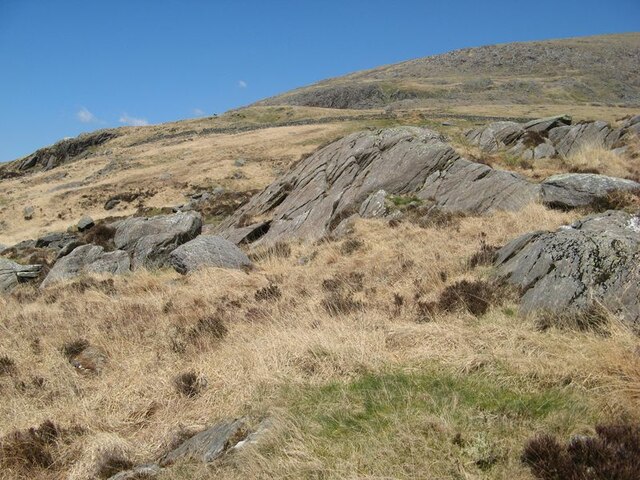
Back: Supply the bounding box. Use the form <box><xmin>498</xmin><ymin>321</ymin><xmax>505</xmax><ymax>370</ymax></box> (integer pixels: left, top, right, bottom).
<box><xmin>258</xmin><ymin>33</ymin><xmax>640</xmax><ymax>109</ymax></box>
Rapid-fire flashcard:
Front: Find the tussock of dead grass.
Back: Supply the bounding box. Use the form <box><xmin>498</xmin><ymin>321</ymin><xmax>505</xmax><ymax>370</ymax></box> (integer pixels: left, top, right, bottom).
<box><xmin>1</xmin><ymin>204</ymin><xmax>639</xmax><ymax>479</ymax></box>
<box><xmin>563</xmin><ymin>141</ymin><xmax>640</xmax><ymax>181</ymax></box>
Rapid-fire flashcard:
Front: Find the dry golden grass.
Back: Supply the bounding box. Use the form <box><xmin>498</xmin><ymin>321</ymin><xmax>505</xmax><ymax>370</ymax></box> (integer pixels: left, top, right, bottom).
<box><xmin>562</xmin><ymin>141</ymin><xmax>640</xmax><ymax>181</ymax></box>
<box><xmin>1</xmin><ymin>204</ymin><xmax>639</xmax><ymax>479</ymax></box>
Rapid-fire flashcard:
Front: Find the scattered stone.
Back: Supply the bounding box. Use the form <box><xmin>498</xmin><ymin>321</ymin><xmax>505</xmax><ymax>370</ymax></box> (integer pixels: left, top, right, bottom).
<box><xmin>104</xmin><ymin>198</ymin><xmax>121</xmax><ymax>210</ymax></box>
<box><xmin>169</xmin><ymin>235</ymin><xmax>252</xmax><ymax>274</ymax></box>
<box><xmin>234</xmin><ymin>158</ymin><xmax>247</xmax><ymax>167</ymax></box>
<box><xmin>77</xmin><ymin>216</ymin><xmax>95</xmax><ymax>232</ymax></box>
<box><xmin>493</xmin><ymin>210</ymin><xmax>640</xmax><ymax>325</ymax></box>
<box><xmin>0</xmin><ymin>258</ymin><xmax>42</xmax><ymax>293</ymax></box>
<box><xmin>108</xmin><ymin>464</ymin><xmax>161</xmax><ymax>480</ymax></box>
<box><xmin>114</xmin><ymin>212</ymin><xmax>202</xmax><ymax>269</ymax></box>
<box><xmin>23</xmin><ymin>206</ymin><xmax>35</xmax><ymax>220</ymax></box>
<box><xmin>159</xmin><ymin>419</ymin><xmax>247</xmax><ymax>467</ymax></box>
<box><xmin>68</xmin><ymin>345</ymin><xmax>108</xmax><ymax>373</ymax></box>
<box><xmin>40</xmin><ymin>244</ymin><xmax>130</xmax><ymax>288</ymax></box>
<box><xmin>541</xmin><ymin>173</ymin><xmax>640</xmax><ymax>209</ymax></box>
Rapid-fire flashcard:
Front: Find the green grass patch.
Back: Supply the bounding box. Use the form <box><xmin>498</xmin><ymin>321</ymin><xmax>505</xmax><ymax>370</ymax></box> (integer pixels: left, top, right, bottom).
<box><xmin>387</xmin><ymin>194</ymin><xmax>423</xmax><ymax>208</ymax></box>
<box><xmin>265</xmin><ymin>366</ymin><xmax>596</xmax><ymax>479</ymax></box>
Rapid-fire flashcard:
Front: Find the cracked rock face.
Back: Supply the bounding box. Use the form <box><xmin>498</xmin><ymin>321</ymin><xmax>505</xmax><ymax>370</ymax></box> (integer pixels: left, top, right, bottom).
<box><xmin>0</xmin><ymin>258</ymin><xmax>42</xmax><ymax>293</ymax></box>
<box><xmin>493</xmin><ymin>211</ymin><xmax>640</xmax><ymax>325</ymax></box>
<box><xmin>41</xmin><ymin>244</ymin><xmax>130</xmax><ymax>288</ymax></box>
<box><xmin>218</xmin><ymin>127</ymin><xmax>538</xmax><ymax>244</ymax></box>
<box><xmin>465</xmin><ymin>115</ymin><xmax>628</xmax><ymax>159</ymax></box>
<box><xmin>541</xmin><ymin>173</ymin><xmax>640</xmax><ymax>208</ymax></box>
<box><xmin>114</xmin><ymin>212</ymin><xmax>202</xmax><ymax>269</ymax></box>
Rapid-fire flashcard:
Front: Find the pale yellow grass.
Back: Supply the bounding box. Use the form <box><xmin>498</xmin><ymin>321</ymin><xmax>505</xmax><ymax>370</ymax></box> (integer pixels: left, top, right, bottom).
<box><xmin>1</xmin><ymin>204</ymin><xmax>638</xmax><ymax>479</ymax></box>
<box><xmin>563</xmin><ymin>140</ymin><xmax>640</xmax><ymax>180</ymax></box>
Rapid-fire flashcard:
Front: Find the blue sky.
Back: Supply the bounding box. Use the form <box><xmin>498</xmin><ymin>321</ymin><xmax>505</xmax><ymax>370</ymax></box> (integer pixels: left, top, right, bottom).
<box><xmin>0</xmin><ymin>0</ymin><xmax>638</xmax><ymax>162</ymax></box>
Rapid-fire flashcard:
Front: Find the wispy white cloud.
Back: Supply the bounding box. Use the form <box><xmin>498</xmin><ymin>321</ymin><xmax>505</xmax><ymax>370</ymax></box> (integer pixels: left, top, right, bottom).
<box><xmin>76</xmin><ymin>107</ymin><xmax>97</xmax><ymax>123</ymax></box>
<box><xmin>119</xmin><ymin>113</ymin><xmax>149</xmax><ymax>126</ymax></box>
<box><xmin>192</xmin><ymin>108</ymin><xmax>205</xmax><ymax>116</ymax></box>
<box><xmin>238</xmin><ymin>80</ymin><xmax>248</xmax><ymax>88</ymax></box>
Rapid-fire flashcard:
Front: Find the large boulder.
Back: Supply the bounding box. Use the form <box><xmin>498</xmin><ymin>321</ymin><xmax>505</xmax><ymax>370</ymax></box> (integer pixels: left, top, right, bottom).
<box><xmin>41</xmin><ymin>244</ymin><xmax>130</xmax><ymax>288</ymax></box>
<box><xmin>218</xmin><ymin>127</ymin><xmax>539</xmax><ymax>244</ymax></box>
<box><xmin>541</xmin><ymin>173</ymin><xmax>640</xmax><ymax>208</ymax></box>
<box><xmin>114</xmin><ymin>212</ymin><xmax>202</xmax><ymax>269</ymax></box>
<box><xmin>416</xmin><ymin>159</ymin><xmax>540</xmax><ymax>213</ymax></box>
<box><xmin>168</xmin><ymin>235</ymin><xmax>252</xmax><ymax>274</ymax></box>
<box><xmin>464</xmin><ymin>121</ymin><xmax>524</xmax><ymax>152</ymax></box>
<box><xmin>494</xmin><ymin>211</ymin><xmax>640</xmax><ymax>325</ymax></box>
<box><xmin>548</xmin><ymin>120</ymin><xmax>623</xmax><ymax>157</ymax></box>
<box><xmin>0</xmin><ymin>259</ymin><xmax>42</xmax><ymax>293</ymax></box>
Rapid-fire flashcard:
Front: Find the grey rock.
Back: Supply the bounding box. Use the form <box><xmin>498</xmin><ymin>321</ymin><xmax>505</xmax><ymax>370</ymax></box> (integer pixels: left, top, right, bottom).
<box><xmin>0</xmin><ymin>258</ymin><xmax>42</xmax><ymax>293</ymax></box>
<box><xmin>548</xmin><ymin>120</ymin><xmax>623</xmax><ymax>157</ymax></box>
<box><xmin>523</xmin><ymin>114</ymin><xmax>572</xmax><ymax>133</ymax></box>
<box><xmin>219</xmin><ymin>127</ymin><xmax>452</xmax><ymax>243</ymax></box>
<box><xmin>417</xmin><ymin>159</ymin><xmax>541</xmax><ymax>214</ymax></box>
<box><xmin>36</xmin><ymin>232</ymin><xmax>79</xmax><ymax>251</ymax></box>
<box><xmin>621</xmin><ymin>114</ymin><xmax>640</xmax><ymax>137</ymax></box>
<box><xmin>41</xmin><ymin>244</ymin><xmax>130</xmax><ymax>288</ymax></box>
<box><xmin>108</xmin><ymin>464</ymin><xmax>161</xmax><ymax>480</ymax></box>
<box><xmin>234</xmin><ymin>158</ymin><xmax>247</xmax><ymax>167</ymax></box>
<box><xmin>533</xmin><ymin>141</ymin><xmax>556</xmax><ymax>159</ymax></box>
<box><xmin>0</xmin><ymin>244</ymin><xmax>6</xmax><ymax>253</ymax></box>
<box><xmin>169</xmin><ymin>235</ymin><xmax>252</xmax><ymax>274</ymax></box>
<box><xmin>159</xmin><ymin>418</ymin><xmax>247</xmax><ymax>466</ymax></box>
<box><xmin>541</xmin><ymin>173</ymin><xmax>640</xmax><ymax>208</ymax></box>
<box><xmin>77</xmin><ymin>216</ymin><xmax>95</xmax><ymax>232</ymax></box>
<box><xmin>114</xmin><ymin>212</ymin><xmax>202</xmax><ymax>269</ymax></box>
<box><xmin>218</xmin><ymin>221</ymin><xmax>271</xmax><ymax>245</ymax></box>
<box><xmin>494</xmin><ymin>211</ymin><xmax>640</xmax><ymax>325</ymax></box>
<box><xmin>359</xmin><ymin>190</ymin><xmax>388</xmax><ymax>218</ymax></box>
<box><xmin>17</xmin><ymin>130</ymin><xmax>118</xmax><ymax>172</ymax></box>
<box><xmin>104</xmin><ymin>198</ymin><xmax>120</xmax><ymax>210</ymax></box>
<box><xmin>464</xmin><ymin>121</ymin><xmax>524</xmax><ymax>152</ymax></box>
<box><xmin>23</xmin><ymin>206</ymin><xmax>35</xmax><ymax>220</ymax></box>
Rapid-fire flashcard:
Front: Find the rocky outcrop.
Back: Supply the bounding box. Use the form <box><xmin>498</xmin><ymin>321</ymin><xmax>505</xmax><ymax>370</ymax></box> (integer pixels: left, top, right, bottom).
<box><xmin>465</xmin><ymin>115</ymin><xmax>630</xmax><ymax>159</ymax></box>
<box><xmin>465</xmin><ymin>121</ymin><xmax>525</xmax><ymax>153</ymax></box>
<box><xmin>548</xmin><ymin>121</ymin><xmax>623</xmax><ymax>157</ymax></box>
<box><xmin>41</xmin><ymin>244</ymin><xmax>130</xmax><ymax>288</ymax></box>
<box><xmin>169</xmin><ymin>235</ymin><xmax>252</xmax><ymax>274</ymax></box>
<box><xmin>417</xmin><ymin>159</ymin><xmax>540</xmax><ymax>213</ymax></box>
<box><xmin>494</xmin><ymin>211</ymin><xmax>640</xmax><ymax>325</ymax></box>
<box><xmin>35</xmin><ymin>232</ymin><xmax>80</xmax><ymax>252</ymax></box>
<box><xmin>0</xmin><ymin>259</ymin><xmax>42</xmax><ymax>293</ymax></box>
<box><xmin>113</xmin><ymin>212</ymin><xmax>202</xmax><ymax>269</ymax></box>
<box><xmin>217</xmin><ymin>127</ymin><xmax>539</xmax><ymax>244</ymax></box>
<box><xmin>16</xmin><ymin>130</ymin><xmax>118</xmax><ymax>172</ymax></box>
<box><xmin>541</xmin><ymin>173</ymin><xmax>640</xmax><ymax>208</ymax></box>
<box><xmin>260</xmin><ymin>83</ymin><xmax>420</xmax><ymax>109</ymax></box>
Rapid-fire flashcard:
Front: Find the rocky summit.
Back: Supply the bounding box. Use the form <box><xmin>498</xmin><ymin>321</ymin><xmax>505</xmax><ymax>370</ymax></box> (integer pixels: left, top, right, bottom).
<box><xmin>1</xmin><ymin>31</ymin><xmax>640</xmax><ymax>480</ymax></box>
